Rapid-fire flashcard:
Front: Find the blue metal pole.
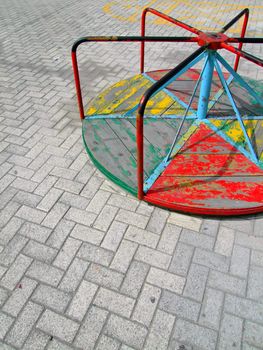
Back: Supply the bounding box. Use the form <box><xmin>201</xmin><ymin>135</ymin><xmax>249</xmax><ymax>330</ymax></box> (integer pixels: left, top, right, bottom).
<box><xmin>197</xmin><ymin>51</ymin><xmax>215</xmax><ymax>119</ymax></box>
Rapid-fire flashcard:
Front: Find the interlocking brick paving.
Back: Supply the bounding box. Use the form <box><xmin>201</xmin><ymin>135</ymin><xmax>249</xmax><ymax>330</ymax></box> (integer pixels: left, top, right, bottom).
<box><xmin>0</xmin><ymin>0</ymin><xmax>263</xmax><ymax>349</ymax></box>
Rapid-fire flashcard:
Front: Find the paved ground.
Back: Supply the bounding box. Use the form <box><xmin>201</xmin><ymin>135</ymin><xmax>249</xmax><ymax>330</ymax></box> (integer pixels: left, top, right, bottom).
<box><xmin>0</xmin><ymin>0</ymin><xmax>263</xmax><ymax>349</ymax></box>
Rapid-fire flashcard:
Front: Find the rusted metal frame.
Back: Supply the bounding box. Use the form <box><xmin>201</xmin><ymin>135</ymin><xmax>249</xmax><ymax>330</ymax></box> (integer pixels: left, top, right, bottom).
<box><xmin>221</xmin><ymin>42</ymin><xmax>263</xmax><ymax>68</ymax></box>
<box><xmin>220</xmin><ymin>8</ymin><xmax>249</xmax><ymax>33</ymax></box>
<box><xmin>213</xmin><ymin>56</ymin><xmax>258</xmax><ymax>163</ymax></box>
<box><xmin>140</xmin><ymin>7</ymin><xmax>201</xmax><ymax>73</ymax></box>
<box><xmin>136</xmin><ymin>46</ymin><xmax>207</xmax><ymax>199</ymax></box>
<box><xmin>71</xmin><ymin>36</ymin><xmax>198</xmax><ymax>120</ymax></box>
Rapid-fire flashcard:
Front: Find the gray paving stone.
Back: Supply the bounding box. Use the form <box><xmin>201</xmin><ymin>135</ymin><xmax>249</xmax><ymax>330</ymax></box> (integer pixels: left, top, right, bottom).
<box><xmin>60</xmin><ymin>191</ymin><xmax>90</xmax><ymax>210</ymax></box>
<box><xmin>230</xmin><ymin>244</ymin><xmax>250</xmax><ymax>278</ymax></box>
<box><xmin>0</xmin><ymin>235</ymin><xmax>28</xmax><ymax>266</ymax></box>
<box><xmin>172</xmin><ymin>319</ymin><xmax>217</xmax><ymax>350</ymax></box>
<box><xmin>86</xmin><ymin>263</ymin><xmax>124</xmax><ymax>290</ymax></box>
<box><xmin>0</xmin><ymin>288</ymin><xmax>8</xmax><ymax>307</ymax></box>
<box><xmin>0</xmin><ymin>312</ymin><xmax>14</xmax><ymax>340</ymax></box>
<box><xmin>0</xmin><ymin>202</ymin><xmax>21</xmax><ymax>228</ymax></box>
<box><xmin>200</xmin><ymin>219</ymin><xmax>219</xmax><ymax>237</ymax></box>
<box><xmin>6</xmin><ymin>301</ymin><xmax>43</xmax><ymax>348</ymax></box>
<box><xmin>169</xmin><ymin>243</ymin><xmax>194</xmax><ymax>276</ymax></box>
<box><xmin>225</xmin><ymin>294</ymin><xmax>263</xmax><ymax>323</ymax></box>
<box><xmin>251</xmin><ymin>249</ymin><xmax>263</xmax><ymax>267</ymax></box>
<box><xmin>146</xmin><ymin>208</ymin><xmax>169</xmax><ymax>234</ymax></box>
<box><xmin>135</xmin><ymin>245</ymin><xmax>171</xmax><ymax>269</ymax></box>
<box><xmin>132</xmin><ymin>283</ymin><xmax>161</xmax><ymax>327</ymax></box>
<box><xmin>32</xmin><ymin>284</ymin><xmax>71</xmax><ymax>313</ymax></box>
<box><xmin>110</xmin><ymin>239</ymin><xmax>138</xmax><ymax>273</ymax></box>
<box><xmin>14</xmin><ymin>190</ymin><xmax>42</xmax><ymax>207</ymax></box>
<box><xmin>235</xmin><ymin>232</ymin><xmax>263</xmax><ymax>252</ymax></box>
<box><xmin>215</xmin><ymin>226</ymin><xmax>235</xmax><ymax>256</ymax></box>
<box><xmin>180</xmin><ymin>228</ymin><xmax>214</xmax><ymax>250</ymax></box>
<box><xmin>37</xmin><ymin>188</ymin><xmax>63</xmax><ymax>212</ymax></box>
<box><xmin>121</xmin><ymin>260</ymin><xmax>149</xmax><ymax>298</ymax></box>
<box><xmin>78</xmin><ymin>242</ymin><xmax>113</xmax><ymax>266</ymax></box>
<box><xmin>16</xmin><ymin>205</ymin><xmax>46</xmax><ymax>224</ymax></box>
<box><xmin>116</xmin><ymin>209</ymin><xmax>149</xmax><ymax>229</ymax></box>
<box><xmin>208</xmin><ymin>270</ymin><xmax>246</xmax><ymax>296</ymax></box>
<box><xmin>53</xmin><ymin>237</ymin><xmax>81</xmax><ymax>270</ymax></box>
<box><xmin>34</xmin><ymin>175</ymin><xmax>58</xmax><ymax>196</ymax></box>
<box><xmin>65</xmin><ymin>207</ymin><xmax>96</xmax><ymax>227</ymax></box>
<box><xmin>0</xmin><ymin>217</ymin><xmax>24</xmax><ymax>245</ymax></box>
<box><xmin>74</xmin><ymin>306</ymin><xmax>108</xmax><ymax>349</ymax></box>
<box><xmin>157</xmin><ymin>223</ymin><xmax>181</xmax><ymax>255</ymax></box>
<box><xmin>67</xmin><ymin>280</ymin><xmax>98</xmax><ymax>321</ymax></box>
<box><xmin>11</xmin><ymin>177</ymin><xmax>38</xmax><ymax>192</ymax></box>
<box><xmin>199</xmin><ymin>288</ymin><xmax>224</xmax><ymax>330</ymax></box>
<box><xmin>144</xmin><ymin>310</ymin><xmax>175</xmax><ymax>350</ymax></box>
<box><xmin>1</xmin><ymin>254</ymin><xmax>32</xmax><ymax>290</ymax></box>
<box><xmin>159</xmin><ymin>290</ymin><xmax>201</xmax><ymax>321</ymax></box>
<box><xmin>26</xmin><ymin>261</ymin><xmax>63</xmax><ymax>286</ymax></box>
<box><xmin>96</xmin><ymin>335</ymin><xmax>120</xmax><ymax>350</ymax></box>
<box><xmin>105</xmin><ymin>314</ymin><xmax>148</xmax><ymax>350</ymax></box>
<box><xmin>22</xmin><ymin>330</ymin><xmax>50</xmax><ymax>350</ymax></box>
<box><xmin>59</xmin><ymin>257</ymin><xmax>89</xmax><ymax>293</ymax></box>
<box><xmin>218</xmin><ymin>313</ymin><xmax>243</xmax><ymax>350</ymax></box>
<box><xmin>101</xmin><ymin>221</ymin><xmax>128</xmax><ymax>251</ymax></box>
<box><xmin>193</xmin><ymin>248</ymin><xmax>229</xmax><ymax>272</ymax></box>
<box><xmin>183</xmin><ymin>263</ymin><xmax>209</xmax><ymax>302</ymax></box>
<box><xmin>168</xmin><ymin>213</ymin><xmax>202</xmax><ymax>232</ymax></box>
<box><xmin>243</xmin><ymin>321</ymin><xmax>263</xmax><ymax>349</ymax></box>
<box><xmin>93</xmin><ymin>205</ymin><xmax>119</xmax><ymax>231</ymax></box>
<box><xmin>125</xmin><ymin>226</ymin><xmax>159</xmax><ymax>248</ymax></box>
<box><xmin>2</xmin><ymin>277</ymin><xmax>37</xmax><ymax>317</ymax></box>
<box><xmin>108</xmin><ymin>193</ymin><xmax>138</xmax><ymax>211</ymax></box>
<box><xmin>86</xmin><ymin>190</ymin><xmax>111</xmax><ymax>214</ymax></box>
<box><xmin>147</xmin><ymin>267</ymin><xmax>185</xmax><ymax>294</ymax></box>
<box><xmin>222</xmin><ymin>218</ymin><xmax>254</xmax><ymax>234</ymax></box>
<box><xmin>247</xmin><ymin>265</ymin><xmax>263</xmax><ymax>302</ymax></box>
<box><xmin>47</xmin><ymin>219</ymin><xmax>75</xmax><ymax>249</ymax></box>
<box><xmin>37</xmin><ymin>309</ymin><xmax>79</xmax><ymax>343</ymax></box>
<box><xmin>23</xmin><ymin>240</ymin><xmax>58</xmax><ymax>263</ymax></box>
<box><xmin>42</xmin><ymin>203</ymin><xmax>69</xmax><ymax>229</ymax></box>
<box><xmin>95</xmin><ymin>287</ymin><xmax>135</xmax><ymax>318</ymax></box>
<box><xmin>19</xmin><ymin>222</ymin><xmax>52</xmax><ymax>243</ymax></box>
<box><xmin>71</xmin><ymin>223</ymin><xmax>105</xmax><ymax>245</ymax></box>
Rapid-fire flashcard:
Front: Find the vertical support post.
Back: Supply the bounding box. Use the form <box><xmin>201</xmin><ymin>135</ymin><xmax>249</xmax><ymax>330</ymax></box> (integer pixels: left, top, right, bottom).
<box><xmin>197</xmin><ymin>51</ymin><xmax>215</xmax><ymax>119</ymax></box>
<box><xmin>234</xmin><ymin>10</ymin><xmax>249</xmax><ymax>72</ymax></box>
<box><xmin>72</xmin><ymin>50</ymin><xmax>85</xmax><ymax>120</ymax></box>
<box><xmin>140</xmin><ymin>9</ymin><xmax>147</xmax><ymax>73</ymax></box>
<box><xmin>136</xmin><ymin>111</ymin><xmax>144</xmax><ymax>200</ymax></box>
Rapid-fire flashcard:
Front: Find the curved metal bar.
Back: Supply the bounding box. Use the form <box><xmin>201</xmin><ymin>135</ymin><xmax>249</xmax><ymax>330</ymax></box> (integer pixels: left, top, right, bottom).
<box><xmin>221</xmin><ymin>42</ymin><xmax>263</xmax><ymax>67</ymax></box>
<box><xmin>71</xmin><ymin>35</ymin><xmax>198</xmax><ymax>120</ymax></box>
<box><xmin>220</xmin><ymin>8</ymin><xmax>249</xmax><ymax>33</ymax></box>
<box><xmin>140</xmin><ymin>8</ymin><xmax>201</xmax><ymax>73</ymax></box>
<box><xmin>136</xmin><ymin>46</ymin><xmax>206</xmax><ymax>199</ymax></box>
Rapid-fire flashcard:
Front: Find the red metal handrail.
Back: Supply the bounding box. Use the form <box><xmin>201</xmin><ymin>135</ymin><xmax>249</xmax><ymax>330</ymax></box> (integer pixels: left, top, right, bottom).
<box><xmin>140</xmin><ymin>8</ymin><xmax>201</xmax><ymax>73</ymax></box>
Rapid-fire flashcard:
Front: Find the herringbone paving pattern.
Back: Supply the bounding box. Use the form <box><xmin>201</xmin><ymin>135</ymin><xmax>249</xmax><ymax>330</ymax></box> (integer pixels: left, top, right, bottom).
<box><xmin>0</xmin><ymin>0</ymin><xmax>263</xmax><ymax>349</ymax></box>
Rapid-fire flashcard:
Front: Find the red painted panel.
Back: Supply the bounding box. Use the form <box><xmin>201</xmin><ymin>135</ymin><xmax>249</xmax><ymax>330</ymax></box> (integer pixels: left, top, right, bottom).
<box><xmin>145</xmin><ymin>123</ymin><xmax>263</xmax><ymax>213</ymax></box>
<box><xmin>179</xmin><ymin>123</ymin><xmax>236</xmax><ymax>154</ymax></box>
<box><xmin>165</xmin><ymin>153</ymin><xmax>263</xmax><ymax>176</ymax></box>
